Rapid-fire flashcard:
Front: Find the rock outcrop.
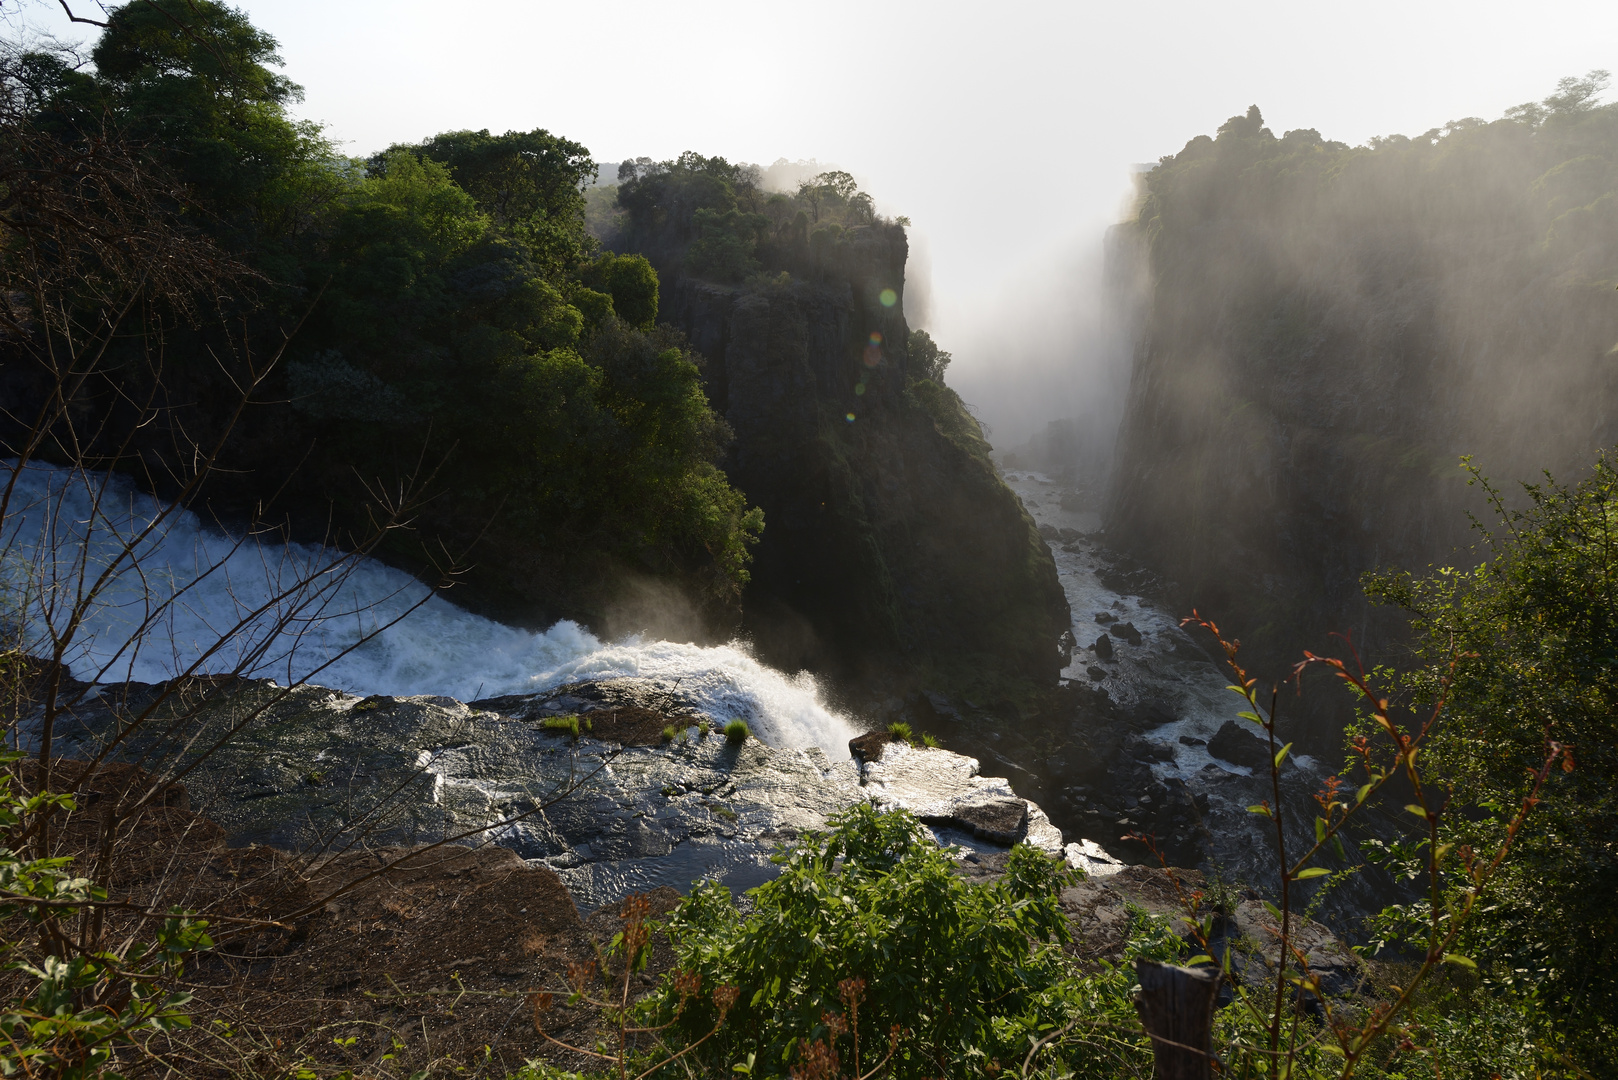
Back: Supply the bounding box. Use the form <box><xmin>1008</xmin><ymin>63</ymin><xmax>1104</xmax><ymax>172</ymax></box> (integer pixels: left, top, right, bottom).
<box><xmin>646</xmin><ymin>226</ymin><xmax>1070</xmax><ymax>690</ymax></box>
<box><xmin>1104</xmin><ymin>106</ymin><xmax>1618</xmax><ymax>747</ymax></box>
<box><xmin>37</xmin><ymin>675</ymin><xmax>1071</xmax><ymax>912</ymax></box>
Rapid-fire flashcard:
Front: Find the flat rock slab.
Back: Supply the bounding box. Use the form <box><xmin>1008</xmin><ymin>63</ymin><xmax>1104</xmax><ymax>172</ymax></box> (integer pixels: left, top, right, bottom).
<box><xmin>855</xmin><ymin>741</ymin><xmax>1064</xmax><ymax>855</ymax></box>
<box><xmin>1058</xmin><ymin>865</ymin><xmax>1208</xmax><ymax>965</ymax></box>
<box><xmin>933</xmin><ymin>798</ymin><xmax>1028</xmax><ymax>844</ymax></box>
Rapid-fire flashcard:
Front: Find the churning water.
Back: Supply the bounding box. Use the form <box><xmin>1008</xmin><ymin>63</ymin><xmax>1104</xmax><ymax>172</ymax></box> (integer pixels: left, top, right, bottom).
<box><xmin>0</xmin><ymin>462</ymin><xmax>854</xmax><ymax>751</ymax></box>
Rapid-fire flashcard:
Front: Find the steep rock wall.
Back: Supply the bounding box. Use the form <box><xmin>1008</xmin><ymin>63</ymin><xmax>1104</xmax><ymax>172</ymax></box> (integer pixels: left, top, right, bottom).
<box><xmin>657</xmin><ymin>227</ymin><xmax>1069</xmax><ymax>690</ymax></box>
<box><xmin>1105</xmin><ymin>107</ymin><xmax>1618</xmax><ymax>735</ymax></box>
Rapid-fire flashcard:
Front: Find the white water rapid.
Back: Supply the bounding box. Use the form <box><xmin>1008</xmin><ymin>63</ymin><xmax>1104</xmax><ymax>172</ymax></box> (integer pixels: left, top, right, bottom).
<box><xmin>0</xmin><ymin>462</ymin><xmax>854</xmax><ymax>751</ymax></box>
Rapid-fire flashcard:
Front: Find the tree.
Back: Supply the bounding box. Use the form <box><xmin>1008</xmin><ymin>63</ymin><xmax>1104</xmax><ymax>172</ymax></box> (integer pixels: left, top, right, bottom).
<box><xmin>907</xmin><ymin>329</ymin><xmax>952</xmax><ymax>384</ymax></box>
<box><xmin>1363</xmin><ymin>453</ymin><xmax>1618</xmax><ymax>1070</ymax></box>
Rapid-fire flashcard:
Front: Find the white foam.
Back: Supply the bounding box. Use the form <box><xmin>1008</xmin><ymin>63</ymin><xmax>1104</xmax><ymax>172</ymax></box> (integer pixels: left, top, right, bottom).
<box><xmin>0</xmin><ymin>462</ymin><xmax>854</xmax><ymax>750</ymax></box>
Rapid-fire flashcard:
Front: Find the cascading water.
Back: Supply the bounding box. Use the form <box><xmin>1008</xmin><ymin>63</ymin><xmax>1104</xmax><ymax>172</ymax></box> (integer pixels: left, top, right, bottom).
<box><xmin>0</xmin><ymin>461</ymin><xmax>854</xmax><ymax>751</ymax></box>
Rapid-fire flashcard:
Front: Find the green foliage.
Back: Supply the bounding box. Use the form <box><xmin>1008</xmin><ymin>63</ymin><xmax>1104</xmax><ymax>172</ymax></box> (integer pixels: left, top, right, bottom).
<box><xmin>1362</xmin><ymin>451</ymin><xmax>1618</xmax><ymax>1070</ymax></box>
<box><xmin>909</xmin><ymin>379</ymin><xmax>994</xmax><ymax>469</ymax></box>
<box><xmin>687</xmin><ymin>207</ymin><xmax>769</xmax><ymax>281</ymax></box>
<box><xmin>579</xmin><ymin>252</ymin><xmax>659</xmax><ymax>329</ymax></box>
<box><xmin>542</xmin><ymin>715</ymin><xmax>582</xmax><ymax>738</ymax></box>
<box><xmin>885</xmin><ymin>721</ymin><xmax>913</xmax><ymax>742</ymax></box>
<box><xmin>15</xmin><ymin>10</ymin><xmax>763</xmax><ymax>613</ymax></box>
<box><xmin>651</xmin><ymin>806</ymin><xmax>1096</xmax><ymax>1078</ymax></box>
<box><xmin>723</xmin><ymin>720</ymin><xmax>750</xmax><ymax>745</ymax></box>
<box><xmin>907</xmin><ymin>329</ymin><xmax>952</xmax><ymax>384</ymax></box>
<box><xmin>0</xmin><ymin>751</ymin><xmax>212</xmax><ymax>1078</ymax></box>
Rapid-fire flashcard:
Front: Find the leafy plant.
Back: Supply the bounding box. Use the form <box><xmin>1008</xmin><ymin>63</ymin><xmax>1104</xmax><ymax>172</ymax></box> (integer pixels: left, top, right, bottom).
<box><xmin>649</xmin><ymin>804</ymin><xmax>1082</xmax><ymax>1079</ymax></box>
<box><xmin>0</xmin><ymin>750</ymin><xmax>214</xmax><ymax>1078</ymax></box>
<box><xmin>723</xmin><ymin>720</ymin><xmax>749</xmax><ymax>745</ymax></box>
<box><xmin>1361</xmin><ymin>451</ymin><xmax>1618</xmax><ymax>1070</ymax></box>
<box><xmin>544</xmin><ymin>715</ymin><xmax>583</xmax><ymax>739</ymax></box>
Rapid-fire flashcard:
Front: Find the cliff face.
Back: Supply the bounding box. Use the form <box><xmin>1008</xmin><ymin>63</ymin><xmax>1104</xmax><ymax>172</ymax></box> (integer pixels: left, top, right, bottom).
<box><xmin>1105</xmin><ymin>105</ymin><xmax>1618</xmax><ymax>723</ymax></box>
<box><xmin>656</xmin><ymin>225</ymin><xmax>1069</xmax><ymax>690</ymax></box>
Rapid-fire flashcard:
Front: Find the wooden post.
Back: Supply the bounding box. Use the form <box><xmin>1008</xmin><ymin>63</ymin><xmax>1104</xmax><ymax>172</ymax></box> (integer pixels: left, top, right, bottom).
<box><xmin>1134</xmin><ymin>960</ymin><xmax>1219</xmax><ymax>1080</ymax></box>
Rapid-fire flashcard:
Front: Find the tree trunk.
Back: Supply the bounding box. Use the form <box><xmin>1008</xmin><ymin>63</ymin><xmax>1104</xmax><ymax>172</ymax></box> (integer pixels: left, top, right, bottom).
<box><xmin>1134</xmin><ymin>960</ymin><xmax>1219</xmax><ymax>1080</ymax></box>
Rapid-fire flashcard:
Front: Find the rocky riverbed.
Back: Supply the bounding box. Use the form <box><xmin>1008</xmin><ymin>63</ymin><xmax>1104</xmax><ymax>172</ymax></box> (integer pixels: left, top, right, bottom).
<box><xmin>33</xmin><ymin>671</ymin><xmax>1123</xmax><ymax>913</ymax></box>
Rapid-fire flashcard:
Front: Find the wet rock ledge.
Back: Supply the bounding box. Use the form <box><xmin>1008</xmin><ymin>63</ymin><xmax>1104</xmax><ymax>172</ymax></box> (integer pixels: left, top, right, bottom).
<box><xmin>47</xmin><ymin>675</ymin><xmax>1105</xmax><ymax>912</ymax></box>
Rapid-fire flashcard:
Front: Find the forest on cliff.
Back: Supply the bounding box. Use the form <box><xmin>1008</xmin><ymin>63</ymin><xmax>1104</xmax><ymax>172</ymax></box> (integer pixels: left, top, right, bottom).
<box><xmin>2</xmin><ymin>0</ymin><xmax>762</xmax><ymax>627</ymax></box>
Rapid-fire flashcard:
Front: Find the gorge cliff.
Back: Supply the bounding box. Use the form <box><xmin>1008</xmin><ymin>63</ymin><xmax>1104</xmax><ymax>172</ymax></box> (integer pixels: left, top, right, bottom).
<box><xmin>1104</xmin><ymin>98</ymin><xmax>1618</xmax><ymax>727</ymax></box>
<box><xmin>609</xmin><ymin>157</ymin><xmax>1070</xmax><ymax>691</ymax></box>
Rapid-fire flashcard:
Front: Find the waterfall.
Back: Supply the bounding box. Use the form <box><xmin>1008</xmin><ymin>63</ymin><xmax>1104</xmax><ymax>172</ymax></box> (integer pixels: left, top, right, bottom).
<box><xmin>0</xmin><ymin>462</ymin><xmax>854</xmax><ymax>751</ymax></box>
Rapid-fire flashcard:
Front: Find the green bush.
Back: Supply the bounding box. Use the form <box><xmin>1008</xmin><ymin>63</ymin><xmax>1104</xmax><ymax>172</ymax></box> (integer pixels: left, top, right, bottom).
<box><xmin>0</xmin><ymin>750</ymin><xmax>213</xmax><ymax>1077</ymax></box>
<box><xmin>1363</xmin><ymin>451</ymin><xmax>1618</xmax><ymax>1071</ymax></box>
<box><xmin>645</xmin><ymin>804</ymin><xmax>1145</xmax><ymax>1079</ymax></box>
<box><xmin>542</xmin><ymin>715</ymin><xmax>581</xmax><ymax>738</ymax></box>
<box><xmin>723</xmin><ymin>720</ymin><xmax>749</xmax><ymax>745</ymax></box>
<box><xmin>885</xmin><ymin>721</ymin><xmax>912</xmax><ymax>742</ymax></box>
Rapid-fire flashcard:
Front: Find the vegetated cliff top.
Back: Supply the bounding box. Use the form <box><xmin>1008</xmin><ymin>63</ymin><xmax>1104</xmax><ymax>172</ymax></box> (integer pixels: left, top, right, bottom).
<box><xmin>1107</xmin><ymin>78</ymin><xmax>1618</xmax><ymax>689</ymax></box>
<box><xmin>3</xmin><ymin>3</ymin><xmax>763</xmax><ymax>634</ymax></box>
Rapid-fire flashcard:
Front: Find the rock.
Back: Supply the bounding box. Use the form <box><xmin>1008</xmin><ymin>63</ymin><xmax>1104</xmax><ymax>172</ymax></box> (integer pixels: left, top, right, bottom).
<box><xmin>1112</xmin><ymin>621</ymin><xmax>1143</xmax><ymax>646</ymax></box>
<box><xmin>1094</xmin><ymin>612</ymin><xmax>1115</xmax><ymax>624</ymax></box>
<box><xmin>1063</xmin><ymin>839</ymin><xmax>1124</xmax><ymax>877</ymax></box>
<box><xmin>937</xmin><ymin>798</ymin><xmax>1028</xmax><ymax>844</ymax></box>
<box><xmin>1085</xmin><ymin>665</ymin><xmax>1107</xmax><ymax>681</ymax></box>
<box><xmin>1058</xmin><ymin>527</ymin><xmax>1081</xmax><ymax>542</ymax></box>
<box><xmin>1230</xmin><ymin>900</ymin><xmax>1365</xmax><ymax>996</ymax></box>
<box><xmin>50</xmin><ymin>675</ymin><xmax>1082</xmax><ymax>913</ymax></box>
<box><xmin>920</xmin><ymin>690</ymin><xmax>961</xmax><ymax>721</ymax></box>
<box><xmin>1208</xmin><ymin>719</ymin><xmax>1272</xmax><ymax>770</ymax></box>
<box><xmin>1038</xmin><ymin>523</ymin><xmax>1060</xmax><ymax>540</ymax></box>
<box><xmin>857</xmin><ymin>741</ymin><xmax>1064</xmax><ymax>855</ymax></box>
<box><xmin>1178</xmin><ymin>735</ymin><xmax>1207</xmax><ymax>747</ymax></box>
<box><xmin>1058</xmin><ymin>864</ymin><xmax>1207</xmax><ymax>964</ymax></box>
<box><xmin>848</xmin><ymin>730</ymin><xmax>893</xmax><ymax>763</ymax></box>
<box><xmin>1093</xmin><ymin>634</ymin><xmax>1114</xmax><ymax>659</ymax></box>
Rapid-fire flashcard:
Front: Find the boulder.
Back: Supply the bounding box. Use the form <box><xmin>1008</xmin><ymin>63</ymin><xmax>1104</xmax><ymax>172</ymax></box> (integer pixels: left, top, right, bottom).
<box><xmin>1093</xmin><ymin>634</ymin><xmax>1114</xmax><ymax>659</ymax></box>
<box><xmin>1208</xmin><ymin>719</ymin><xmax>1271</xmax><ymax>770</ymax></box>
<box><xmin>1230</xmin><ymin>900</ymin><xmax>1365</xmax><ymax>997</ymax></box>
<box><xmin>939</xmin><ymin>798</ymin><xmax>1028</xmax><ymax>844</ymax></box>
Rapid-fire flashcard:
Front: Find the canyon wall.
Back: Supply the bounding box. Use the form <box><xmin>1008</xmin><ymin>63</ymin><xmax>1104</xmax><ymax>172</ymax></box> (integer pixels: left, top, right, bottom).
<box><xmin>650</xmin><ymin>224</ymin><xmax>1070</xmax><ymax>691</ymax></box>
<box><xmin>1105</xmin><ymin>104</ymin><xmax>1618</xmax><ymax>730</ymax></box>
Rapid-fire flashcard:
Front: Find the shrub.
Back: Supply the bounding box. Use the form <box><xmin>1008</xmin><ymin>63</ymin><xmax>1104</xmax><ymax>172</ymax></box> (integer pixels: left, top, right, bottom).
<box><xmin>885</xmin><ymin>721</ymin><xmax>912</xmax><ymax>742</ymax></box>
<box><xmin>650</xmin><ymin>805</ymin><xmax>1109</xmax><ymax>1078</ymax></box>
<box><xmin>723</xmin><ymin>720</ymin><xmax>749</xmax><ymax>745</ymax></box>
<box><xmin>543</xmin><ymin>715</ymin><xmax>581</xmax><ymax>738</ymax></box>
<box><xmin>1362</xmin><ymin>451</ymin><xmax>1618</xmax><ymax>1069</ymax></box>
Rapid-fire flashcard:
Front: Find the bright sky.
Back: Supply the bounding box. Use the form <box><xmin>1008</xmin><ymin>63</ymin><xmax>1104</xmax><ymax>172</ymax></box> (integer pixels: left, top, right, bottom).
<box><xmin>26</xmin><ymin>0</ymin><xmax>1618</xmax><ymax>442</ymax></box>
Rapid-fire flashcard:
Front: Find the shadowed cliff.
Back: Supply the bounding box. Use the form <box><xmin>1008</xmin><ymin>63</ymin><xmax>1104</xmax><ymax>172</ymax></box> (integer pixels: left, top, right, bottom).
<box><xmin>610</xmin><ymin>155</ymin><xmax>1070</xmax><ymax>692</ymax></box>
<box><xmin>1106</xmin><ymin>90</ymin><xmax>1618</xmax><ymax>740</ymax></box>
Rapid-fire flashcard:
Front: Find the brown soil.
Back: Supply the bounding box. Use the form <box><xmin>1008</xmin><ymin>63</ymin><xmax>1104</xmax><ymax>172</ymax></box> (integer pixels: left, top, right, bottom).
<box><xmin>5</xmin><ymin>761</ymin><xmax>690</xmax><ymax>1078</ymax></box>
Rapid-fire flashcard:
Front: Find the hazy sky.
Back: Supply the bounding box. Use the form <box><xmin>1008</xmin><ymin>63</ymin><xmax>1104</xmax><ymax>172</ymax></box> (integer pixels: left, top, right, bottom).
<box><xmin>26</xmin><ymin>0</ymin><xmax>1618</xmax><ymax>441</ymax></box>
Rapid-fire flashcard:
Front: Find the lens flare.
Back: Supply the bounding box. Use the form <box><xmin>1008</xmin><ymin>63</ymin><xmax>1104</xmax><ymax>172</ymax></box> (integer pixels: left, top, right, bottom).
<box><xmin>845</xmin><ymin>412</ymin><xmax>856</xmax><ymax>423</ymax></box>
<box><xmin>854</xmin><ymin>383</ymin><xmax>866</xmax><ymax>395</ymax></box>
<box><xmin>879</xmin><ymin>288</ymin><xmax>897</xmax><ymax>308</ymax></box>
<box><xmin>868</xmin><ymin>331</ymin><xmax>884</xmax><ymax>345</ymax></box>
